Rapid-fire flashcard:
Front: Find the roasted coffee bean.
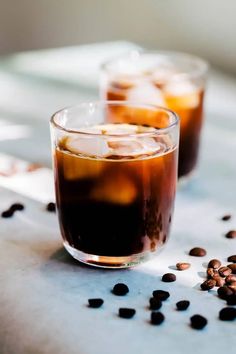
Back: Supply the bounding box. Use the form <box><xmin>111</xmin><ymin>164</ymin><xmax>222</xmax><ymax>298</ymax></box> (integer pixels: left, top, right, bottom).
<box><xmin>207</xmin><ymin>268</ymin><xmax>218</xmax><ymax>279</ymax></box>
<box><xmin>228</xmin><ymin>283</ymin><xmax>236</xmax><ymax>290</ymax></box>
<box><xmin>217</xmin><ymin>286</ymin><xmax>234</xmax><ymax>299</ymax></box>
<box><xmin>162</xmin><ymin>273</ymin><xmax>176</xmax><ymax>282</ymax></box>
<box><xmin>227</xmin><ymin>294</ymin><xmax>236</xmax><ymax>305</ymax></box>
<box><xmin>228</xmin><ymin>255</ymin><xmax>236</xmax><ymax>263</ymax></box>
<box><xmin>1</xmin><ymin>209</ymin><xmax>14</xmax><ymax>218</ymax></box>
<box><xmin>176</xmin><ymin>300</ymin><xmax>190</xmax><ymax>311</ymax></box>
<box><xmin>189</xmin><ymin>247</ymin><xmax>206</xmax><ymax>257</ymax></box>
<box><xmin>88</xmin><ymin>298</ymin><xmax>104</xmax><ymax>308</ymax></box>
<box><xmin>214</xmin><ymin>276</ymin><xmax>225</xmax><ymax>287</ymax></box>
<box><xmin>150</xmin><ymin>311</ymin><xmax>165</xmax><ymax>325</ymax></box>
<box><xmin>219</xmin><ymin>307</ymin><xmax>236</xmax><ymax>321</ymax></box>
<box><xmin>119</xmin><ymin>308</ymin><xmax>136</xmax><ymax>319</ymax></box>
<box><xmin>221</xmin><ymin>214</ymin><xmax>232</xmax><ymax>221</ymax></box>
<box><xmin>228</xmin><ymin>264</ymin><xmax>236</xmax><ymax>274</ymax></box>
<box><xmin>149</xmin><ymin>297</ymin><xmax>162</xmax><ymax>310</ymax></box>
<box><xmin>225</xmin><ymin>274</ymin><xmax>236</xmax><ymax>284</ymax></box>
<box><xmin>112</xmin><ymin>283</ymin><xmax>129</xmax><ymax>296</ymax></box>
<box><xmin>10</xmin><ymin>203</ymin><xmax>24</xmax><ymax>211</ymax></box>
<box><xmin>225</xmin><ymin>230</ymin><xmax>236</xmax><ymax>239</ymax></box>
<box><xmin>208</xmin><ymin>259</ymin><xmax>221</xmax><ymax>269</ymax></box>
<box><xmin>152</xmin><ymin>290</ymin><xmax>170</xmax><ymax>301</ymax></box>
<box><xmin>218</xmin><ymin>266</ymin><xmax>232</xmax><ymax>277</ymax></box>
<box><xmin>190</xmin><ymin>315</ymin><xmax>207</xmax><ymax>330</ymax></box>
<box><xmin>176</xmin><ymin>262</ymin><xmax>191</xmax><ymax>271</ymax></box>
<box><xmin>46</xmin><ymin>202</ymin><xmax>56</xmax><ymax>212</ymax></box>
<box><xmin>201</xmin><ymin>279</ymin><xmax>216</xmax><ymax>291</ymax></box>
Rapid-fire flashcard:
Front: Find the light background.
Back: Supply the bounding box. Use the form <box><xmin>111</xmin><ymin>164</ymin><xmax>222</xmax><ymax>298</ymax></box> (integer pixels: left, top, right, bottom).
<box><xmin>0</xmin><ymin>0</ymin><xmax>235</xmax><ymax>74</ymax></box>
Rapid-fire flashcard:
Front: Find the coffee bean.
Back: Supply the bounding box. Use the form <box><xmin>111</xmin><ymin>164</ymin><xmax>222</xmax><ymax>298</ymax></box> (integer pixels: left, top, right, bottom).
<box><xmin>189</xmin><ymin>247</ymin><xmax>206</xmax><ymax>257</ymax></box>
<box><xmin>228</xmin><ymin>255</ymin><xmax>236</xmax><ymax>263</ymax></box>
<box><xmin>112</xmin><ymin>283</ymin><xmax>129</xmax><ymax>296</ymax></box>
<box><xmin>119</xmin><ymin>308</ymin><xmax>136</xmax><ymax>319</ymax></box>
<box><xmin>176</xmin><ymin>300</ymin><xmax>190</xmax><ymax>311</ymax></box>
<box><xmin>162</xmin><ymin>273</ymin><xmax>176</xmax><ymax>282</ymax></box>
<box><xmin>149</xmin><ymin>297</ymin><xmax>162</xmax><ymax>310</ymax></box>
<box><xmin>221</xmin><ymin>214</ymin><xmax>232</xmax><ymax>221</ymax></box>
<box><xmin>208</xmin><ymin>259</ymin><xmax>221</xmax><ymax>269</ymax></box>
<box><xmin>190</xmin><ymin>315</ymin><xmax>207</xmax><ymax>329</ymax></box>
<box><xmin>150</xmin><ymin>311</ymin><xmax>165</xmax><ymax>325</ymax></box>
<box><xmin>225</xmin><ymin>230</ymin><xmax>236</xmax><ymax>239</ymax></box>
<box><xmin>228</xmin><ymin>282</ymin><xmax>236</xmax><ymax>290</ymax></box>
<box><xmin>219</xmin><ymin>307</ymin><xmax>236</xmax><ymax>321</ymax></box>
<box><xmin>228</xmin><ymin>264</ymin><xmax>236</xmax><ymax>274</ymax></box>
<box><xmin>214</xmin><ymin>276</ymin><xmax>225</xmax><ymax>287</ymax></box>
<box><xmin>152</xmin><ymin>290</ymin><xmax>170</xmax><ymax>301</ymax></box>
<box><xmin>201</xmin><ymin>279</ymin><xmax>216</xmax><ymax>291</ymax></box>
<box><xmin>218</xmin><ymin>266</ymin><xmax>232</xmax><ymax>277</ymax></box>
<box><xmin>207</xmin><ymin>268</ymin><xmax>218</xmax><ymax>279</ymax></box>
<box><xmin>88</xmin><ymin>298</ymin><xmax>104</xmax><ymax>308</ymax></box>
<box><xmin>217</xmin><ymin>286</ymin><xmax>234</xmax><ymax>299</ymax></box>
<box><xmin>227</xmin><ymin>294</ymin><xmax>236</xmax><ymax>305</ymax></box>
<box><xmin>46</xmin><ymin>202</ymin><xmax>56</xmax><ymax>212</ymax></box>
<box><xmin>1</xmin><ymin>209</ymin><xmax>14</xmax><ymax>218</ymax></box>
<box><xmin>10</xmin><ymin>203</ymin><xmax>24</xmax><ymax>211</ymax></box>
<box><xmin>225</xmin><ymin>274</ymin><xmax>236</xmax><ymax>284</ymax></box>
<box><xmin>176</xmin><ymin>262</ymin><xmax>191</xmax><ymax>271</ymax></box>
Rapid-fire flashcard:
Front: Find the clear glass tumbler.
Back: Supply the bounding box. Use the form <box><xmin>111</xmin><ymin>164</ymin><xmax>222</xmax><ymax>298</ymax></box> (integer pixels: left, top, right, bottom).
<box><xmin>101</xmin><ymin>51</ymin><xmax>208</xmax><ymax>179</ymax></box>
<box><xmin>50</xmin><ymin>101</ymin><xmax>179</xmax><ymax>268</ymax></box>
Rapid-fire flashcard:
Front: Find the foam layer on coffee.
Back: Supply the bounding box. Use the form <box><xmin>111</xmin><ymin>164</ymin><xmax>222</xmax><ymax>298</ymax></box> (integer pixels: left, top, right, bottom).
<box><xmin>60</xmin><ymin>123</ymin><xmax>170</xmax><ymax>160</ymax></box>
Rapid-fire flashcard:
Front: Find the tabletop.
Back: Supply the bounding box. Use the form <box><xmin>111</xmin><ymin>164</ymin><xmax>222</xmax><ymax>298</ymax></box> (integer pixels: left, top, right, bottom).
<box><xmin>0</xmin><ymin>41</ymin><xmax>235</xmax><ymax>354</ymax></box>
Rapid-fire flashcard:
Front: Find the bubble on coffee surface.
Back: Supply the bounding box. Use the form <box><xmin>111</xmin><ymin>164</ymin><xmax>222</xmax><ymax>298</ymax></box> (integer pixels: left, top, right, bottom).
<box><xmin>62</xmin><ymin>124</ymin><xmax>168</xmax><ymax>160</ymax></box>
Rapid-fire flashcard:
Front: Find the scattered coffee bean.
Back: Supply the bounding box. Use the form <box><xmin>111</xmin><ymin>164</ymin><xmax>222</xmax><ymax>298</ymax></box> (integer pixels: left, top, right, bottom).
<box><xmin>176</xmin><ymin>262</ymin><xmax>191</xmax><ymax>271</ymax></box>
<box><xmin>201</xmin><ymin>279</ymin><xmax>216</xmax><ymax>291</ymax></box>
<box><xmin>225</xmin><ymin>230</ymin><xmax>236</xmax><ymax>239</ymax></box>
<box><xmin>149</xmin><ymin>297</ymin><xmax>162</xmax><ymax>310</ymax></box>
<box><xmin>176</xmin><ymin>300</ymin><xmax>190</xmax><ymax>311</ymax></box>
<box><xmin>218</xmin><ymin>266</ymin><xmax>232</xmax><ymax>277</ymax></box>
<box><xmin>162</xmin><ymin>273</ymin><xmax>176</xmax><ymax>282</ymax></box>
<box><xmin>225</xmin><ymin>274</ymin><xmax>236</xmax><ymax>284</ymax></box>
<box><xmin>219</xmin><ymin>307</ymin><xmax>236</xmax><ymax>321</ymax></box>
<box><xmin>228</xmin><ymin>282</ymin><xmax>236</xmax><ymax>290</ymax></box>
<box><xmin>190</xmin><ymin>315</ymin><xmax>207</xmax><ymax>330</ymax></box>
<box><xmin>189</xmin><ymin>247</ymin><xmax>206</xmax><ymax>257</ymax></box>
<box><xmin>208</xmin><ymin>259</ymin><xmax>221</xmax><ymax>269</ymax></box>
<box><xmin>1</xmin><ymin>209</ymin><xmax>14</xmax><ymax>218</ymax></box>
<box><xmin>228</xmin><ymin>255</ymin><xmax>236</xmax><ymax>263</ymax></box>
<box><xmin>228</xmin><ymin>264</ymin><xmax>236</xmax><ymax>274</ymax></box>
<box><xmin>221</xmin><ymin>214</ymin><xmax>232</xmax><ymax>221</ymax></box>
<box><xmin>112</xmin><ymin>283</ymin><xmax>129</xmax><ymax>296</ymax></box>
<box><xmin>46</xmin><ymin>202</ymin><xmax>56</xmax><ymax>212</ymax></box>
<box><xmin>10</xmin><ymin>203</ymin><xmax>24</xmax><ymax>211</ymax></box>
<box><xmin>152</xmin><ymin>290</ymin><xmax>170</xmax><ymax>301</ymax></box>
<box><xmin>88</xmin><ymin>298</ymin><xmax>104</xmax><ymax>308</ymax></box>
<box><xmin>217</xmin><ymin>286</ymin><xmax>234</xmax><ymax>300</ymax></box>
<box><xmin>214</xmin><ymin>276</ymin><xmax>225</xmax><ymax>287</ymax></box>
<box><xmin>207</xmin><ymin>268</ymin><xmax>218</xmax><ymax>279</ymax></box>
<box><xmin>150</xmin><ymin>311</ymin><xmax>165</xmax><ymax>325</ymax></box>
<box><xmin>119</xmin><ymin>308</ymin><xmax>136</xmax><ymax>319</ymax></box>
<box><xmin>227</xmin><ymin>294</ymin><xmax>236</xmax><ymax>305</ymax></box>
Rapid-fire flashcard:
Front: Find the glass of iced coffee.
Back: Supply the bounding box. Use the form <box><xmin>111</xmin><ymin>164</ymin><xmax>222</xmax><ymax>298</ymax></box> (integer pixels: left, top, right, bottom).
<box><xmin>50</xmin><ymin>101</ymin><xmax>179</xmax><ymax>268</ymax></box>
<box><xmin>101</xmin><ymin>51</ymin><xmax>208</xmax><ymax>179</ymax></box>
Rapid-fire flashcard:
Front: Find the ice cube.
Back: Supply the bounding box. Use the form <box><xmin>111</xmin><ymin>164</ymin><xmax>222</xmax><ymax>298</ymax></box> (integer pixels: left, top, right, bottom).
<box><xmin>164</xmin><ymin>79</ymin><xmax>200</xmax><ymax>108</ymax></box>
<box><xmin>65</xmin><ymin>135</ymin><xmax>110</xmax><ymax>157</ymax></box>
<box><xmin>90</xmin><ymin>173</ymin><xmax>137</xmax><ymax>205</ymax></box>
<box><xmin>128</xmin><ymin>82</ymin><xmax>165</xmax><ymax>106</ymax></box>
<box><xmin>108</xmin><ymin>137</ymin><xmax>161</xmax><ymax>157</ymax></box>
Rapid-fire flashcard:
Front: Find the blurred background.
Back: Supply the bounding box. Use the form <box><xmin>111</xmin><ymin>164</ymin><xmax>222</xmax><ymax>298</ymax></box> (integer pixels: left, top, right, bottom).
<box><xmin>0</xmin><ymin>0</ymin><xmax>236</xmax><ymax>74</ymax></box>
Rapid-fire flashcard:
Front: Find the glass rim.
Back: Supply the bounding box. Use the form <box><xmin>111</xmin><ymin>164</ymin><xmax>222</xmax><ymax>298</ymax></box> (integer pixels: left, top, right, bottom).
<box><xmin>50</xmin><ymin>101</ymin><xmax>179</xmax><ymax>137</ymax></box>
<box><xmin>101</xmin><ymin>49</ymin><xmax>209</xmax><ymax>80</ymax></box>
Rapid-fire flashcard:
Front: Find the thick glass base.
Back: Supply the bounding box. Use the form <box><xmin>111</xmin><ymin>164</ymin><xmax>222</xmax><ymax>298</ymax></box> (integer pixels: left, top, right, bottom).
<box><xmin>63</xmin><ymin>242</ymin><xmax>160</xmax><ymax>268</ymax></box>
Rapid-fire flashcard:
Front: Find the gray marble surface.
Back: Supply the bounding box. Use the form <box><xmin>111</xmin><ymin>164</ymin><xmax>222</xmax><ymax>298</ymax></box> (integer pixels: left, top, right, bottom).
<box><xmin>0</xmin><ymin>42</ymin><xmax>235</xmax><ymax>354</ymax></box>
